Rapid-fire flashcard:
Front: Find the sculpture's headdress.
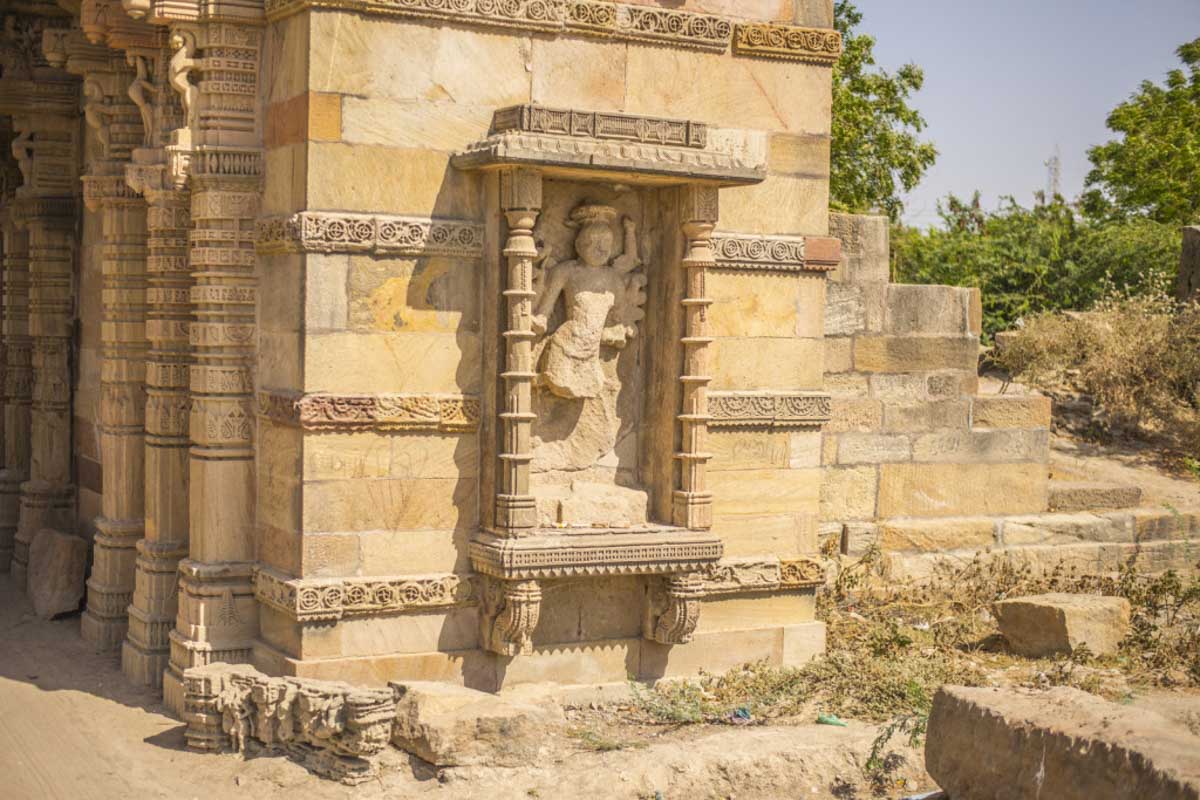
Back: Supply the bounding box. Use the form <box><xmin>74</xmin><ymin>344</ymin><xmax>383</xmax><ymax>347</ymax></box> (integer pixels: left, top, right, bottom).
<box><xmin>568</xmin><ymin>204</ymin><xmax>619</xmax><ymax>228</ymax></box>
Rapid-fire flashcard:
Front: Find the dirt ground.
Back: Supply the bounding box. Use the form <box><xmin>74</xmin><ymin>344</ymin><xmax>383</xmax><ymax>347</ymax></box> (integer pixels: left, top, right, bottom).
<box><xmin>0</xmin><ymin>577</ymin><xmax>932</xmax><ymax>800</ymax></box>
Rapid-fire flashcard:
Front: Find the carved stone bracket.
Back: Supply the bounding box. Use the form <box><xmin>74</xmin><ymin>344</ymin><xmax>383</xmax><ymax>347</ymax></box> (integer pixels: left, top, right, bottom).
<box><xmin>479</xmin><ymin>577</ymin><xmax>541</xmax><ymax>657</ymax></box>
<box><xmin>491</xmin><ymin>104</ymin><xmax>708</xmax><ymax>149</ymax></box>
<box><xmin>645</xmin><ymin>573</ymin><xmax>703</xmax><ymax>645</ymax></box>
<box><xmin>708</xmin><ymin>392</ymin><xmax>832</xmax><ymax>429</ymax></box>
<box><xmin>257</xmin><ymin>391</ymin><xmax>480</xmax><ymax>432</ymax></box>
<box><xmin>255</xmin><ymin>212</ymin><xmax>484</xmax><ymax>257</ymax></box>
<box><xmin>254</xmin><ymin>567</ymin><xmax>477</xmax><ymax>623</ymax></box>
<box><xmin>711</xmin><ymin>233</ymin><xmax>841</xmax><ymax>273</ymax></box>
<box><xmin>733</xmin><ymin>23</ymin><xmax>843</xmax><ymax>63</ymax></box>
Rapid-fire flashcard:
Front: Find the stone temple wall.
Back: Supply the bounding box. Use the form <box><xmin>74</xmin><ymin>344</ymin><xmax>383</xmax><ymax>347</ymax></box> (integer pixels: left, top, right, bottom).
<box><xmin>820</xmin><ymin>214</ymin><xmax>1052</xmax><ymax>553</ymax></box>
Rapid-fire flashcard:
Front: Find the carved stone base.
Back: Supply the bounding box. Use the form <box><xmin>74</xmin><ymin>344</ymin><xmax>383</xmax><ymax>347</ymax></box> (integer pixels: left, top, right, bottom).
<box><xmin>13</xmin><ymin>480</ymin><xmax>73</xmax><ymax>589</ymax></box>
<box><xmin>644</xmin><ymin>573</ymin><xmax>704</xmax><ymax>645</ymax></box>
<box><xmin>480</xmin><ymin>577</ymin><xmax>542</xmax><ymax>657</ymax></box>
<box><xmin>122</xmin><ymin>541</ymin><xmax>185</xmax><ymax>687</ymax></box>
<box><xmin>121</xmin><ymin>635</ymin><xmax>170</xmax><ymax>689</ymax></box>
<box><xmin>81</xmin><ymin>521</ymin><xmax>141</xmax><ymax>650</ymax></box>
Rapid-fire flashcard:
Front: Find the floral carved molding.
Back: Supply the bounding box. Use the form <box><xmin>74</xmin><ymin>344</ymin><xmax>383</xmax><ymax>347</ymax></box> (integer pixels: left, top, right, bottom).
<box><xmin>698</xmin><ymin>557</ymin><xmax>826</xmax><ymax>594</ymax></box>
<box><xmin>256</xmin><ymin>212</ymin><xmax>485</xmax><ymax>257</ymax></box>
<box><xmin>491</xmin><ymin>104</ymin><xmax>708</xmax><ymax>149</ymax></box>
<box><xmin>255</xmin><ymin>567</ymin><xmax>478</xmax><ymax>623</ymax></box>
<box><xmin>257</xmin><ymin>391</ymin><xmax>481</xmax><ymax>432</ymax></box>
<box><xmin>712</xmin><ymin>232</ymin><xmax>841</xmax><ymax>273</ymax></box>
<box><xmin>708</xmin><ymin>392</ymin><xmax>832</xmax><ymax>429</ymax></box>
<box><xmin>733</xmin><ymin>23</ymin><xmax>843</xmax><ymax>63</ymax></box>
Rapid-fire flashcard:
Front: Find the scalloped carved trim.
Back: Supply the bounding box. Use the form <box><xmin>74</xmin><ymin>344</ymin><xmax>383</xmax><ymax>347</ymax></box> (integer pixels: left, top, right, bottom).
<box><xmin>254</xmin><ymin>566</ymin><xmax>477</xmax><ymax>623</ymax></box>
<box><xmin>708</xmin><ymin>392</ymin><xmax>832</xmax><ymax>429</ymax></box>
<box><xmin>491</xmin><ymin>104</ymin><xmax>708</xmax><ymax>149</ymax></box>
<box><xmin>257</xmin><ymin>390</ymin><xmax>480</xmax><ymax>432</ymax></box>
<box><xmin>733</xmin><ymin>23</ymin><xmax>843</xmax><ymax>63</ymax></box>
<box><xmin>711</xmin><ymin>232</ymin><xmax>841</xmax><ymax>273</ymax></box>
<box><xmin>256</xmin><ymin>212</ymin><xmax>485</xmax><ymax>257</ymax></box>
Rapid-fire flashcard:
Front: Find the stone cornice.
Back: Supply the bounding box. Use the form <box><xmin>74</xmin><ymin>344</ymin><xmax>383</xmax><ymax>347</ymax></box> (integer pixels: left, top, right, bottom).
<box><xmin>257</xmin><ymin>390</ymin><xmax>481</xmax><ymax>432</ymax></box>
<box><xmin>708</xmin><ymin>392</ymin><xmax>832</xmax><ymax>429</ymax></box>
<box><xmin>491</xmin><ymin>104</ymin><xmax>708</xmax><ymax>149</ymax></box>
<box><xmin>711</xmin><ymin>232</ymin><xmax>840</xmax><ymax>273</ymax></box>
<box><xmin>256</xmin><ymin>211</ymin><xmax>485</xmax><ymax>257</ymax></box>
<box><xmin>698</xmin><ymin>556</ymin><xmax>826</xmax><ymax>594</ymax></box>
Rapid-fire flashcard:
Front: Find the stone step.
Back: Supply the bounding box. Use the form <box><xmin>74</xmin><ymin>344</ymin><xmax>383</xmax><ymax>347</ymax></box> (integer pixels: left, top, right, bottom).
<box><xmin>1049</xmin><ymin>480</ymin><xmax>1143</xmax><ymax>511</ymax></box>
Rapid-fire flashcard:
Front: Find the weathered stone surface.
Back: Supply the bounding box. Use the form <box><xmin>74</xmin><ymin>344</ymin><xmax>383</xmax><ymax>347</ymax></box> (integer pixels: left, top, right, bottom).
<box><xmin>820</xmin><ymin>465</ymin><xmax>877</xmax><ymax>521</ymax></box>
<box><xmin>1049</xmin><ymin>481</ymin><xmax>1143</xmax><ymax>512</ymax></box>
<box><xmin>911</xmin><ymin>429</ymin><xmax>1049</xmax><ymax>464</ymax></box>
<box><xmin>993</xmin><ymin>593</ymin><xmax>1131</xmax><ymax>657</ymax></box>
<box><xmin>390</xmin><ymin>681</ymin><xmax>564</xmax><ymax>768</ymax></box>
<box><xmin>28</xmin><ymin>529</ymin><xmax>87</xmax><ymax>619</ymax></box>
<box><xmin>824</xmin><ymin>283</ymin><xmax>864</xmax><ymax>336</ymax></box>
<box><xmin>882</xmin><ymin>399</ymin><xmax>970</xmax><ymax>433</ymax></box>
<box><xmin>836</xmin><ymin>433</ymin><xmax>911</xmax><ymax>465</ymax></box>
<box><xmin>829</xmin><ymin>213</ymin><xmax>888</xmax><ymax>284</ymax></box>
<box><xmin>971</xmin><ymin>394</ymin><xmax>1052</xmax><ymax>429</ymax></box>
<box><xmin>878</xmin><ymin>462</ymin><xmax>1048</xmax><ymax>518</ymax></box>
<box><xmin>926</xmin><ymin>686</ymin><xmax>1200</xmax><ymax>800</ymax></box>
<box><xmin>884</xmin><ymin>284</ymin><xmax>972</xmax><ymax>335</ymax></box>
<box><xmin>854</xmin><ymin>335</ymin><xmax>980</xmax><ymax>374</ymax></box>
<box><xmin>880</xmin><ymin>517</ymin><xmax>996</xmax><ymax>553</ymax></box>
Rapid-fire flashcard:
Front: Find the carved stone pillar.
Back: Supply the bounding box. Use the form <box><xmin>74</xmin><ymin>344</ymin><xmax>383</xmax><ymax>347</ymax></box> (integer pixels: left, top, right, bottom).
<box><xmin>0</xmin><ymin>218</ymin><xmax>31</xmax><ymax>574</ymax></box>
<box><xmin>495</xmin><ymin>167</ymin><xmax>542</xmax><ymax>536</ymax></box>
<box><xmin>165</xmin><ymin>20</ymin><xmax>262</xmax><ymax>713</ymax></box>
<box><xmin>673</xmin><ymin>186</ymin><xmax>717</xmax><ymax>531</ymax></box>
<box><xmin>80</xmin><ymin>65</ymin><xmax>151</xmax><ymax>650</ymax></box>
<box><xmin>15</xmin><ymin>195</ymin><xmax>77</xmax><ymax>576</ymax></box>
<box><xmin>123</xmin><ymin>157</ymin><xmax>191</xmax><ymax>686</ymax></box>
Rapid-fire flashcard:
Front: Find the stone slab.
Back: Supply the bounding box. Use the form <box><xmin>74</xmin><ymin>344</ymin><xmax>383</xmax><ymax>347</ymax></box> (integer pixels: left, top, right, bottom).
<box><xmin>992</xmin><ymin>592</ymin><xmax>1130</xmax><ymax>657</ymax></box>
<box><xmin>1049</xmin><ymin>481</ymin><xmax>1143</xmax><ymax>512</ymax></box>
<box><xmin>926</xmin><ymin>686</ymin><xmax>1200</xmax><ymax>800</ymax></box>
<box><xmin>28</xmin><ymin>529</ymin><xmax>88</xmax><ymax>619</ymax></box>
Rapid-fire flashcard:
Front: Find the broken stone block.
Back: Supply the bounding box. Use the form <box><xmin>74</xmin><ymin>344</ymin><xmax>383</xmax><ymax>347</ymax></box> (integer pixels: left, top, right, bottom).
<box><xmin>1049</xmin><ymin>480</ymin><xmax>1142</xmax><ymax>511</ymax></box>
<box><xmin>992</xmin><ymin>593</ymin><xmax>1130</xmax><ymax>657</ymax></box>
<box><xmin>390</xmin><ymin>681</ymin><xmax>564</xmax><ymax>768</ymax></box>
<box><xmin>28</xmin><ymin>528</ymin><xmax>88</xmax><ymax>619</ymax></box>
<box><xmin>926</xmin><ymin>686</ymin><xmax>1200</xmax><ymax>800</ymax></box>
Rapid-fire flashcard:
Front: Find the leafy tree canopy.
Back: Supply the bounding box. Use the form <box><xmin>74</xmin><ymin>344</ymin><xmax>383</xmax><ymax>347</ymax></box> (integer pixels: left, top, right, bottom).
<box><xmin>831</xmin><ymin>1</ymin><xmax>937</xmax><ymax>222</ymax></box>
<box><xmin>1082</xmin><ymin>38</ymin><xmax>1200</xmax><ymax>225</ymax></box>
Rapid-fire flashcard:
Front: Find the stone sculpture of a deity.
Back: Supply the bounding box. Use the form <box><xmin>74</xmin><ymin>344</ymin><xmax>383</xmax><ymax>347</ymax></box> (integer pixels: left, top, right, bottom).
<box><xmin>531</xmin><ymin>204</ymin><xmax>647</xmax><ymax>400</ymax></box>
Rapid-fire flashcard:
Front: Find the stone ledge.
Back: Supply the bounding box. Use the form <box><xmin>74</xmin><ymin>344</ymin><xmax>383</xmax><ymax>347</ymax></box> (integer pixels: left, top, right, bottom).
<box><xmin>257</xmin><ymin>390</ymin><xmax>480</xmax><ymax>432</ymax></box>
<box><xmin>470</xmin><ymin>527</ymin><xmax>723</xmax><ymax>579</ymax></box>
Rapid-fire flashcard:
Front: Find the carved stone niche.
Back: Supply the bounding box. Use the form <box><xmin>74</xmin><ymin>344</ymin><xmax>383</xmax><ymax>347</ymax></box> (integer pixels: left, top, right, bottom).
<box><xmin>453</xmin><ymin>105</ymin><xmax>768</xmax><ymax>656</ymax></box>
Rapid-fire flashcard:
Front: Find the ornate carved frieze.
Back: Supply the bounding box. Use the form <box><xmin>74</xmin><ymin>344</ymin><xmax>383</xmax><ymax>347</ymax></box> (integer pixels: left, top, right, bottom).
<box><xmin>256</xmin><ymin>391</ymin><xmax>480</xmax><ymax>432</ymax></box>
<box><xmin>255</xmin><ymin>212</ymin><xmax>484</xmax><ymax>257</ymax></box>
<box><xmin>254</xmin><ymin>567</ymin><xmax>477</xmax><ymax>623</ymax></box>
<box><xmin>697</xmin><ymin>556</ymin><xmax>826</xmax><ymax>594</ymax></box>
<box><xmin>711</xmin><ymin>233</ymin><xmax>842</xmax><ymax>273</ymax></box>
<box><xmin>645</xmin><ymin>573</ymin><xmax>703</xmax><ymax>645</ymax></box>
<box><xmin>708</xmin><ymin>392</ymin><xmax>832</xmax><ymax>429</ymax></box>
<box><xmin>182</xmin><ymin>663</ymin><xmax>397</xmax><ymax>785</ymax></box>
<box><xmin>733</xmin><ymin>23</ymin><xmax>843</xmax><ymax>64</ymax></box>
<box><xmin>264</xmin><ymin>0</ymin><xmax>733</xmax><ymax>52</ymax></box>
<box><xmin>470</xmin><ymin>528</ymin><xmax>723</xmax><ymax>580</ymax></box>
<box><xmin>491</xmin><ymin>105</ymin><xmax>708</xmax><ymax>149</ymax></box>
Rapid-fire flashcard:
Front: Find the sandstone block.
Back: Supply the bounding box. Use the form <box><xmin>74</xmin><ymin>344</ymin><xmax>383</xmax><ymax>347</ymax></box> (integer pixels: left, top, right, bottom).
<box><xmin>927</xmin><ymin>371</ymin><xmax>976</xmax><ymax>399</ymax></box>
<box><xmin>710</xmin><ymin>337</ymin><xmax>823</xmax><ymax>390</ymax></box>
<box><xmin>882</xmin><ymin>399</ymin><xmax>970</xmax><ymax>433</ymax></box>
<box><xmin>879</xmin><ymin>517</ymin><xmax>996</xmax><ymax>553</ymax></box>
<box><xmin>971</xmin><ymin>395</ymin><xmax>1052</xmax><ymax>429</ymax></box>
<box><xmin>884</xmin><ymin>284</ymin><xmax>972</xmax><ymax>336</ymax></box>
<box><xmin>869</xmin><ymin>372</ymin><xmax>928</xmax><ymax>400</ymax></box>
<box><xmin>709</xmin><ymin>271</ymin><xmax>823</xmax><ymax>338</ymax></box>
<box><xmin>854</xmin><ymin>335</ymin><xmax>980</xmax><ymax>374</ymax></box>
<box><xmin>824</xmin><ymin>283</ymin><xmax>864</xmax><ymax>336</ymax></box>
<box><xmin>28</xmin><ymin>528</ymin><xmax>88</xmax><ymax>619</ymax></box>
<box><xmin>820</xmin><ymin>465</ymin><xmax>877</xmax><ymax>521</ymax></box>
<box><xmin>390</xmin><ymin>681</ymin><xmax>564</xmax><ymax>768</ymax></box>
<box><xmin>993</xmin><ymin>593</ymin><xmax>1130</xmax><ymax>657</ymax></box>
<box><xmin>824</xmin><ymin>372</ymin><xmax>869</xmax><ymax>396</ymax></box>
<box><xmin>1049</xmin><ymin>481</ymin><xmax>1142</xmax><ymax>512</ymax></box>
<box><xmin>911</xmin><ymin>429</ymin><xmax>1049</xmax><ymax>464</ymax></box>
<box><xmin>878</xmin><ymin>462</ymin><xmax>1048</xmax><ymax>518</ymax></box>
<box><xmin>828</xmin><ymin>213</ymin><xmax>889</xmax><ymax>284</ymax></box>
<box><xmin>823</xmin><ymin>336</ymin><xmax>853</xmax><ymax>374</ymax></box>
<box><xmin>1000</xmin><ymin>512</ymin><xmax>1127</xmax><ymax>546</ymax></box>
<box><xmin>927</xmin><ymin>686</ymin><xmax>1200</xmax><ymax>800</ymax></box>
<box><xmin>836</xmin><ymin>433</ymin><xmax>911</xmax><ymax>465</ymax></box>
<box><xmin>767</xmin><ymin>132</ymin><xmax>830</xmax><ymax>177</ymax></box>
<box><xmin>824</xmin><ymin>397</ymin><xmax>882</xmax><ymax>433</ymax></box>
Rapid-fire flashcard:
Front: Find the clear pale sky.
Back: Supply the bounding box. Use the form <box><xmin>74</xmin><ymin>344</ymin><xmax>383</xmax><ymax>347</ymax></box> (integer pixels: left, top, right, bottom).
<box><xmin>855</xmin><ymin>0</ymin><xmax>1200</xmax><ymax>227</ymax></box>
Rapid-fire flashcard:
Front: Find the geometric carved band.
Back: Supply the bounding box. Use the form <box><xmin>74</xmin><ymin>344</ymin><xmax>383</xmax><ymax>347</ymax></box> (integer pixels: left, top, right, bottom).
<box><xmin>255</xmin><ymin>212</ymin><xmax>485</xmax><ymax>257</ymax></box>
<box><xmin>256</xmin><ymin>391</ymin><xmax>480</xmax><ymax>432</ymax></box>
<box><xmin>492</xmin><ymin>104</ymin><xmax>708</xmax><ymax>149</ymax></box>
<box><xmin>254</xmin><ymin>566</ymin><xmax>477</xmax><ymax>623</ymax></box>
<box><xmin>261</xmin><ymin>1</ymin><xmax>842</xmax><ymax>63</ymax></box>
<box><xmin>711</xmin><ymin>232</ymin><xmax>841</xmax><ymax>273</ymax></box>
<box><xmin>708</xmin><ymin>392</ymin><xmax>832</xmax><ymax>429</ymax></box>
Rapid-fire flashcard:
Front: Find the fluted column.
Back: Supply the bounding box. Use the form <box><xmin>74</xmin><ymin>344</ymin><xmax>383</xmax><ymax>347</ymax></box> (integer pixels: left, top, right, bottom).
<box><xmin>164</xmin><ymin>20</ymin><xmax>262</xmax><ymax>713</ymax></box>
<box><xmin>123</xmin><ymin>157</ymin><xmax>191</xmax><ymax>687</ymax></box>
<box><xmin>673</xmin><ymin>186</ymin><xmax>717</xmax><ymax>531</ymax></box>
<box><xmin>0</xmin><ymin>219</ymin><xmax>31</xmax><ymax>574</ymax></box>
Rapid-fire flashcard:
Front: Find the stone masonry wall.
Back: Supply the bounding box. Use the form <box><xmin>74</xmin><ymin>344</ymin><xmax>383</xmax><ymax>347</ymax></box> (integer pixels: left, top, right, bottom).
<box><xmin>820</xmin><ymin>214</ymin><xmax>1052</xmax><ymax>551</ymax></box>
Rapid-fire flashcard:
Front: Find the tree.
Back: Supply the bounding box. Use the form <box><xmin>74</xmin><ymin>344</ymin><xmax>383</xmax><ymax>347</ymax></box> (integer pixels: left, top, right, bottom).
<box><xmin>830</xmin><ymin>1</ymin><xmax>937</xmax><ymax>221</ymax></box>
<box><xmin>1082</xmin><ymin>38</ymin><xmax>1200</xmax><ymax>226</ymax></box>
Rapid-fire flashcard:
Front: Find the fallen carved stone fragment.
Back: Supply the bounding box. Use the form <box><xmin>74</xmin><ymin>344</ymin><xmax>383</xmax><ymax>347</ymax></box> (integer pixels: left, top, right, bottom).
<box><xmin>390</xmin><ymin>681</ymin><xmax>565</xmax><ymax>768</ymax></box>
<box><xmin>28</xmin><ymin>528</ymin><xmax>88</xmax><ymax>619</ymax></box>
<box><xmin>992</xmin><ymin>592</ymin><xmax>1130</xmax><ymax>657</ymax></box>
<box><xmin>182</xmin><ymin>663</ymin><xmax>397</xmax><ymax>785</ymax></box>
<box><xmin>926</xmin><ymin>686</ymin><xmax>1200</xmax><ymax>800</ymax></box>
